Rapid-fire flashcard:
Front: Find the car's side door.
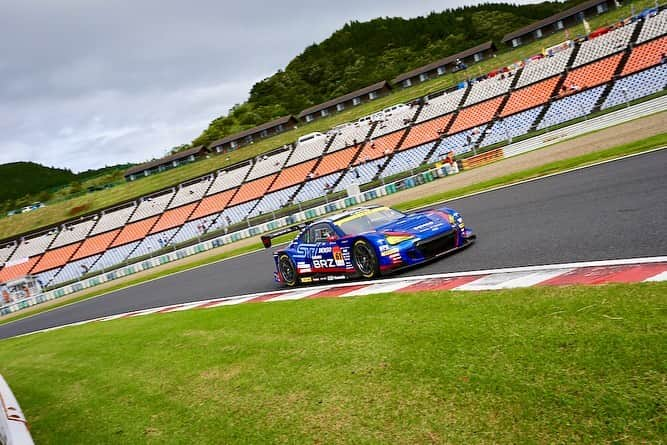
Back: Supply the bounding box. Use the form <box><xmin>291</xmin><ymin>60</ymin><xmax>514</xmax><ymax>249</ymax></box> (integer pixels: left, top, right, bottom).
<box><xmin>308</xmin><ymin>222</ymin><xmax>340</xmax><ymax>272</ymax></box>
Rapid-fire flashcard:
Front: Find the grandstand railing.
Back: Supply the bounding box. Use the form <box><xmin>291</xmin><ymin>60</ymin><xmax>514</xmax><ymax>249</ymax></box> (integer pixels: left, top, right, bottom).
<box><xmin>2</xmin><ymin>94</ymin><xmax>665</xmax><ymax>317</ymax></box>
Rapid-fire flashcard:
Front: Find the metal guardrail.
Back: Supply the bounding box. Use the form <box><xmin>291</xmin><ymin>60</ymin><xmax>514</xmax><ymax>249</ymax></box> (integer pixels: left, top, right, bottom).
<box><xmin>1</xmin><ymin>94</ymin><xmax>665</xmax><ymax>317</ymax></box>
<box><xmin>0</xmin><ymin>374</ymin><xmax>34</xmax><ymax>445</ymax></box>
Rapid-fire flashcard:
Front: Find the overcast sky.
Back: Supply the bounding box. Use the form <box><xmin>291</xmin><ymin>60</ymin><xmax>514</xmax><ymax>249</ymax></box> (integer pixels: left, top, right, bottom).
<box><xmin>1</xmin><ymin>0</ymin><xmax>536</xmax><ymax>172</ymax></box>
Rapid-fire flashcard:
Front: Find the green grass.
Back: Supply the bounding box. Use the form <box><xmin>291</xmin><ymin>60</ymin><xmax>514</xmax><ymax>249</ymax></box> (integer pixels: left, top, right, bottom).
<box><xmin>0</xmin><ymin>0</ymin><xmax>657</xmax><ymax>240</ymax></box>
<box><xmin>0</xmin><ymin>283</ymin><xmax>665</xmax><ymax>443</ymax></box>
<box><xmin>396</xmin><ymin>132</ymin><xmax>667</xmax><ymax>211</ymax></box>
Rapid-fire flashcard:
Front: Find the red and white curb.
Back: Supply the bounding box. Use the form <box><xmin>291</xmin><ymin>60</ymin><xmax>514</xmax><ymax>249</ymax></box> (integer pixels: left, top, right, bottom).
<box><xmin>12</xmin><ymin>256</ymin><xmax>667</xmax><ymax>338</ymax></box>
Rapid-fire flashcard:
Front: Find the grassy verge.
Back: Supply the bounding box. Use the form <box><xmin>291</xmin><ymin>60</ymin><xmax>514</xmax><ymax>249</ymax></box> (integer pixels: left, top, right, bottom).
<box><xmin>0</xmin><ymin>0</ymin><xmax>657</xmax><ymax>240</ymax></box>
<box><xmin>2</xmin><ymin>131</ymin><xmax>664</xmax><ymax>326</ymax></box>
<box><xmin>396</xmin><ymin>132</ymin><xmax>667</xmax><ymax>211</ymax></box>
<box><xmin>0</xmin><ymin>283</ymin><xmax>664</xmax><ymax>443</ymax></box>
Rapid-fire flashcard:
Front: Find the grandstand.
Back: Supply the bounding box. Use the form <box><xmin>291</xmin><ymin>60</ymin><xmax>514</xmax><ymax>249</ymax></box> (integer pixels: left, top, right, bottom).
<box><xmin>1</xmin><ymin>5</ymin><xmax>666</xmax><ymax>291</ymax></box>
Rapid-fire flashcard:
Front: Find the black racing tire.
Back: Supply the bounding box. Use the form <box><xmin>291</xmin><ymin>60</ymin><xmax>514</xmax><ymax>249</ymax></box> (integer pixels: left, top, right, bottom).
<box><xmin>352</xmin><ymin>239</ymin><xmax>380</xmax><ymax>279</ymax></box>
<box><xmin>278</xmin><ymin>254</ymin><xmax>298</xmax><ymax>287</ymax></box>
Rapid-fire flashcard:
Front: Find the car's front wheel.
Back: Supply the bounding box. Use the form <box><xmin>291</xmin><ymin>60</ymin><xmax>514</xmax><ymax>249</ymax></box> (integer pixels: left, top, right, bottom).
<box><xmin>352</xmin><ymin>239</ymin><xmax>379</xmax><ymax>279</ymax></box>
<box><xmin>278</xmin><ymin>254</ymin><xmax>298</xmax><ymax>287</ymax></box>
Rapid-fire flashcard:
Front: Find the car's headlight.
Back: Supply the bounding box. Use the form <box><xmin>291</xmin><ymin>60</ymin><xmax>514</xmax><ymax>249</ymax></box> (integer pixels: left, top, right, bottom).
<box><xmin>385</xmin><ymin>233</ymin><xmax>415</xmax><ymax>245</ymax></box>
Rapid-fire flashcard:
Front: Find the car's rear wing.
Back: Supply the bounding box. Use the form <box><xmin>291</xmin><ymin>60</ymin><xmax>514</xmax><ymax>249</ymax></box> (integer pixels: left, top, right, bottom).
<box><xmin>260</xmin><ymin>224</ymin><xmax>306</xmax><ymax>248</ymax></box>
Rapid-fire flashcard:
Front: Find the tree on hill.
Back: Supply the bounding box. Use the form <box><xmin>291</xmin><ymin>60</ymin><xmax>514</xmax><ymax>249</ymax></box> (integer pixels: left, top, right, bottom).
<box><xmin>192</xmin><ymin>0</ymin><xmax>589</xmax><ymax>148</ymax></box>
<box><xmin>0</xmin><ymin>162</ymin><xmax>76</xmax><ymax>203</ymax></box>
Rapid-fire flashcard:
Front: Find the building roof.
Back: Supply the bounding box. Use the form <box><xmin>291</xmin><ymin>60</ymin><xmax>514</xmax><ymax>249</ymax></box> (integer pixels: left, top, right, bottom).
<box><xmin>124</xmin><ymin>145</ymin><xmax>210</xmax><ymax>177</ymax></box>
<box><xmin>502</xmin><ymin>0</ymin><xmax>608</xmax><ymax>42</ymax></box>
<box><xmin>208</xmin><ymin>115</ymin><xmax>297</xmax><ymax>148</ymax></box>
<box><xmin>297</xmin><ymin>81</ymin><xmax>391</xmax><ymax>118</ymax></box>
<box><xmin>391</xmin><ymin>41</ymin><xmax>497</xmax><ymax>84</ymax></box>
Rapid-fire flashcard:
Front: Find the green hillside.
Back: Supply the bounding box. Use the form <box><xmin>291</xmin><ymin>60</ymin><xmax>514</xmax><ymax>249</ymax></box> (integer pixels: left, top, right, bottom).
<box><xmin>192</xmin><ymin>0</ymin><xmax>590</xmax><ymax>147</ymax></box>
<box><xmin>0</xmin><ymin>162</ymin><xmax>76</xmax><ymax>203</ymax></box>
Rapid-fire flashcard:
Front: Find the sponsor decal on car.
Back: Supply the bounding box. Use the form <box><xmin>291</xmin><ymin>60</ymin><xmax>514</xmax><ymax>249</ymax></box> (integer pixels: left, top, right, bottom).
<box><xmin>333</xmin><ymin>245</ymin><xmax>346</xmax><ymax>266</ymax></box>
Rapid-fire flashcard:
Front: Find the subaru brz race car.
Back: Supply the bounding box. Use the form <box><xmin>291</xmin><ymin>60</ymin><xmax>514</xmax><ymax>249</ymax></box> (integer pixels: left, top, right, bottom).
<box><xmin>261</xmin><ymin>205</ymin><xmax>475</xmax><ymax>286</ymax></box>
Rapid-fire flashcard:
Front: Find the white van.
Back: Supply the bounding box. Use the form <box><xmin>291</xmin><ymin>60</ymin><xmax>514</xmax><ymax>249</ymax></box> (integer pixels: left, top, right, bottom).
<box><xmin>296</xmin><ymin>132</ymin><xmax>326</xmax><ymax>147</ymax></box>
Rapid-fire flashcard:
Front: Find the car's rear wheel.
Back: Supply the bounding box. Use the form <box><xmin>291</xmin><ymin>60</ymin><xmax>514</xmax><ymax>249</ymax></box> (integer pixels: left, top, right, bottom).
<box><xmin>278</xmin><ymin>254</ymin><xmax>298</xmax><ymax>287</ymax></box>
<box><xmin>352</xmin><ymin>239</ymin><xmax>379</xmax><ymax>279</ymax></box>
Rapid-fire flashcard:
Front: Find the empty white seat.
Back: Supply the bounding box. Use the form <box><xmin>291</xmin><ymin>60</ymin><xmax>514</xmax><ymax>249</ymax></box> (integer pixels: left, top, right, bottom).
<box><xmin>573</xmin><ymin>22</ymin><xmax>637</xmax><ymax>67</ymax></box>
<box><xmin>637</xmin><ymin>9</ymin><xmax>667</xmax><ymax>44</ymax></box>
<box><xmin>90</xmin><ymin>205</ymin><xmax>136</xmax><ymax>235</ymax></box>
<box><xmin>206</xmin><ymin>163</ymin><xmax>252</xmax><ymax>195</ymax></box>
<box><xmin>287</xmin><ymin>136</ymin><xmax>329</xmax><ymax>166</ymax></box>
<box><xmin>9</xmin><ymin>232</ymin><xmax>55</xmax><ymax>261</ymax></box>
<box><xmin>516</xmin><ymin>48</ymin><xmax>573</xmax><ymax>88</ymax></box>
<box><xmin>50</xmin><ymin>219</ymin><xmax>96</xmax><ymax>249</ymax></box>
<box><xmin>129</xmin><ymin>190</ymin><xmax>175</xmax><ymax>222</ymax></box>
<box><xmin>464</xmin><ymin>75</ymin><xmax>514</xmax><ymax>106</ymax></box>
<box><xmin>0</xmin><ymin>243</ymin><xmax>18</xmax><ymax>264</ymax></box>
<box><xmin>370</xmin><ymin>107</ymin><xmax>419</xmax><ymax>138</ymax></box>
<box><xmin>417</xmin><ymin>88</ymin><xmax>466</xmax><ymax>123</ymax></box>
<box><xmin>168</xmin><ymin>178</ymin><xmax>213</xmax><ymax>209</ymax></box>
<box><xmin>246</xmin><ymin>150</ymin><xmax>291</xmax><ymax>181</ymax></box>
<box><xmin>327</xmin><ymin>121</ymin><xmax>373</xmax><ymax>152</ymax></box>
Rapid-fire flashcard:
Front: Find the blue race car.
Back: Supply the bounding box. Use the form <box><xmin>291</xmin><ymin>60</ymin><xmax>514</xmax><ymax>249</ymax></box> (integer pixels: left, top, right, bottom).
<box><xmin>261</xmin><ymin>205</ymin><xmax>475</xmax><ymax>286</ymax></box>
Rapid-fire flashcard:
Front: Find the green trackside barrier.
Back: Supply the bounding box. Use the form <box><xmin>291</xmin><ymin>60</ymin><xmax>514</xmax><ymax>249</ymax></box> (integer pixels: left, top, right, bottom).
<box><xmin>249</xmin><ymin>227</ymin><xmax>260</xmax><ymax>236</ymax></box>
<box><xmin>385</xmin><ymin>183</ymin><xmax>397</xmax><ymax>194</ymax></box>
<box><xmin>54</xmin><ymin>289</ymin><xmax>66</xmax><ymax>297</ymax></box>
<box><xmin>305</xmin><ymin>209</ymin><xmax>317</xmax><ymax>219</ymax></box>
<box><xmin>195</xmin><ymin>245</ymin><xmax>205</xmax><ymax>253</ymax></box>
<box><xmin>267</xmin><ymin>221</ymin><xmax>278</xmax><ymax>230</ymax></box>
<box><xmin>36</xmin><ymin>294</ymin><xmax>46</xmax><ymax>304</ymax></box>
<box><xmin>405</xmin><ymin>178</ymin><xmax>416</xmax><ymax>188</ymax></box>
<box><xmin>89</xmin><ymin>278</ymin><xmax>101</xmax><ymax>286</ymax></box>
<box><xmin>422</xmin><ymin>171</ymin><xmax>434</xmax><ymax>182</ymax></box>
<box><xmin>344</xmin><ymin>197</ymin><xmax>357</xmax><ymax>206</ymax></box>
<box><xmin>364</xmin><ymin>190</ymin><xmax>377</xmax><ymax>200</ymax></box>
<box><xmin>231</xmin><ymin>233</ymin><xmax>241</xmax><ymax>241</ymax></box>
<box><xmin>324</xmin><ymin>204</ymin><xmax>336</xmax><ymax>213</ymax></box>
<box><xmin>125</xmin><ymin>267</ymin><xmax>135</xmax><ymax>275</ymax></box>
<box><xmin>142</xmin><ymin>261</ymin><xmax>152</xmax><ymax>270</ymax></box>
<box><xmin>159</xmin><ymin>255</ymin><xmax>170</xmax><ymax>264</ymax></box>
<box><xmin>176</xmin><ymin>251</ymin><xmax>186</xmax><ymax>259</ymax></box>
<box><xmin>106</xmin><ymin>272</ymin><xmax>117</xmax><ymax>280</ymax></box>
<box><xmin>72</xmin><ymin>283</ymin><xmax>84</xmax><ymax>292</ymax></box>
<box><xmin>18</xmin><ymin>300</ymin><xmax>29</xmax><ymax>309</ymax></box>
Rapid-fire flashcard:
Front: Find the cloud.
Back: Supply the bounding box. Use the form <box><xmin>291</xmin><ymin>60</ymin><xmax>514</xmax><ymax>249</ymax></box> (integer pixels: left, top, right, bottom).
<box><xmin>0</xmin><ymin>0</ymin><xmax>536</xmax><ymax>172</ymax></box>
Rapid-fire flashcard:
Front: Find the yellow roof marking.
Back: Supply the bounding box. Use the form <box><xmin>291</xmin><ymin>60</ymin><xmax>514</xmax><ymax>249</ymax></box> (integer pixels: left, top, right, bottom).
<box><xmin>335</xmin><ymin>207</ymin><xmax>389</xmax><ymax>225</ymax></box>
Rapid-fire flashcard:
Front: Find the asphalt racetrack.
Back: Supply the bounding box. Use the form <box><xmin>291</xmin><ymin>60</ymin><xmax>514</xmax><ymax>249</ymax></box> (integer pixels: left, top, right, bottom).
<box><xmin>1</xmin><ymin>149</ymin><xmax>666</xmax><ymax>339</ymax></box>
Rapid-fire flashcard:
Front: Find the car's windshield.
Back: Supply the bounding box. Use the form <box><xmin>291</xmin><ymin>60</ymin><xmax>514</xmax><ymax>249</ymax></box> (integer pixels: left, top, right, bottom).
<box><xmin>337</xmin><ymin>208</ymin><xmax>405</xmax><ymax>234</ymax></box>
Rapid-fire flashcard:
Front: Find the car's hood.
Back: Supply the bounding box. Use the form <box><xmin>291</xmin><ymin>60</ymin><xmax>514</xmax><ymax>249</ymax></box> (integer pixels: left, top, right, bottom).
<box><xmin>375</xmin><ymin>211</ymin><xmax>451</xmax><ymax>236</ymax></box>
